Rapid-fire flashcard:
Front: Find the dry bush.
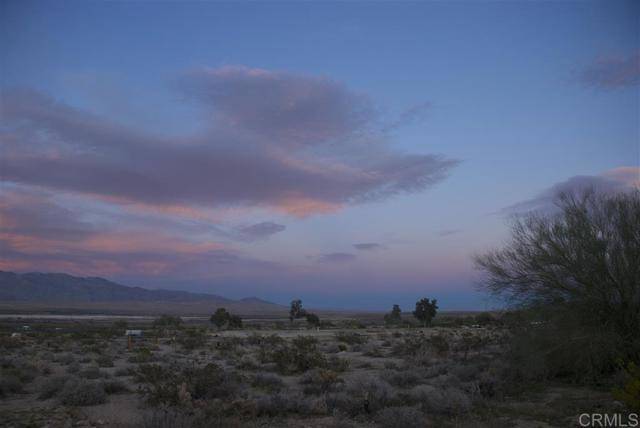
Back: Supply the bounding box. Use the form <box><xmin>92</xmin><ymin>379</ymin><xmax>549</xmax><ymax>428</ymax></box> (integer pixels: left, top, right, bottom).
<box><xmin>136</xmin><ymin>362</ymin><xmax>242</xmax><ymax>407</ymax></box>
<box><xmin>253</xmin><ymin>392</ymin><xmax>326</xmax><ymax>417</ymax></box>
<box><xmin>0</xmin><ymin>374</ymin><xmax>23</xmax><ymax>397</ymax></box>
<box><xmin>381</xmin><ymin>369</ymin><xmax>422</xmax><ymax>388</ymax></box>
<box><xmin>55</xmin><ymin>352</ymin><xmax>76</xmax><ymax>365</ymax></box>
<box><xmin>330</xmin><ymin>374</ymin><xmax>397</xmax><ymax>416</ymax></box>
<box><xmin>59</xmin><ymin>378</ymin><xmax>107</xmax><ymax>406</ymax></box>
<box><xmin>38</xmin><ymin>375</ymin><xmax>70</xmax><ymax>400</ymax></box>
<box><xmin>300</xmin><ymin>369</ymin><xmax>344</xmax><ymax>395</ymax></box>
<box><xmin>95</xmin><ymin>354</ymin><xmax>114</xmax><ymax>367</ymax></box>
<box><xmin>102</xmin><ymin>378</ymin><xmax>130</xmax><ymax>394</ymax></box>
<box><xmin>376</xmin><ymin>406</ymin><xmax>426</xmax><ymax>428</ymax></box>
<box><xmin>409</xmin><ymin>384</ymin><xmax>471</xmax><ymax>415</ymax></box>
<box><xmin>335</xmin><ymin>332</ymin><xmax>368</xmax><ymax>345</ymax></box>
<box><xmin>251</xmin><ymin>372</ymin><xmax>284</xmax><ymax>392</ymax></box>
<box><xmin>237</xmin><ymin>355</ymin><xmax>260</xmax><ymax>371</ymax></box>
<box><xmin>268</xmin><ymin>336</ymin><xmax>327</xmax><ymax>374</ymax></box>
<box><xmin>79</xmin><ymin>365</ymin><xmax>110</xmax><ymax>379</ymax></box>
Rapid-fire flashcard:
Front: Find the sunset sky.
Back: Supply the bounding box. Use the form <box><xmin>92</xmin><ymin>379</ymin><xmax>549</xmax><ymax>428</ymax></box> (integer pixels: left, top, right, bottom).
<box><xmin>1</xmin><ymin>1</ymin><xmax>638</xmax><ymax>310</ymax></box>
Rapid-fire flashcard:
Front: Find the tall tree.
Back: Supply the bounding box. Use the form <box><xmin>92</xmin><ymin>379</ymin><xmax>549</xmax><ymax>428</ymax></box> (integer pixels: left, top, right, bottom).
<box><xmin>289</xmin><ymin>299</ymin><xmax>306</xmax><ymax>322</ymax></box>
<box><xmin>475</xmin><ymin>190</ymin><xmax>640</xmax><ymax>377</ymax></box>
<box><xmin>384</xmin><ymin>304</ymin><xmax>402</xmax><ymax>325</ymax></box>
<box><xmin>413</xmin><ymin>298</ymin><xmax>438</xmax><ymax>327</ymax></box>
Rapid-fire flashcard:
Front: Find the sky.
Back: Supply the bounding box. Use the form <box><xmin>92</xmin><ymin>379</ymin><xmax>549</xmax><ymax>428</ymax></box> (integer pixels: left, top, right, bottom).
<box><xmin>1</xmin><ymin>1</ymin><xmax>639</xmax><ymax>310</ymax></box>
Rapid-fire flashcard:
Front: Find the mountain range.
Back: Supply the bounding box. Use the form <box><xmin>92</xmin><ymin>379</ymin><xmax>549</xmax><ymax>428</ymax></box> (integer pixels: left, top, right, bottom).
<box><xmin>0</xmin><ymin>271</ymin><xmax>285</xmax><ymax>315</ymax></box>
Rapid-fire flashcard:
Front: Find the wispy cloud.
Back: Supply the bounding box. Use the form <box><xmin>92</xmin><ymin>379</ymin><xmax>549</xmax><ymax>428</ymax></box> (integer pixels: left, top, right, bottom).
<box><xmin>235</xmin><ymin>222</ymin><xmax>286</xmax><ymax>242</ymax></box>
<box><xmin>317</xmin><ymin>252</ymin><xmax>357</xmax><ymax>263</ymax></box>
<box><xmin>580</xmin><ymin>52</ymin><xmax>640</xmax><ymax>89</ymax></box>
<box><xmin>437</xmin><ymin>229</ymin><xmax>461</xmax><ymax>237</ymax></box>
<box><xmin>353</xmin><ymin>242</ymin><xmax>385</xmax><ymax>251</ymax></box>
<box><xmin>0</xmin><ymin>186</ymin><xmax>280</xmax><ymax>278</ymax></box>
<box><xmin>1</xmin><ymin>68</ymin><xmax>457</xmax><ymax>218</ymax></box>
<box><xmin>502</xmin><ymin>166</ymin><xmax>639</xmax><ymax>215</ymax></box>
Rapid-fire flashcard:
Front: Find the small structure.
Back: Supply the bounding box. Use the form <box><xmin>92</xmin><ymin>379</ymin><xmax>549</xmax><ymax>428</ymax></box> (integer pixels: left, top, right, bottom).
<box><xmin>11</xmin><ymin>332</ymin><xmax>21</xmax><ymax>338</ymax></box>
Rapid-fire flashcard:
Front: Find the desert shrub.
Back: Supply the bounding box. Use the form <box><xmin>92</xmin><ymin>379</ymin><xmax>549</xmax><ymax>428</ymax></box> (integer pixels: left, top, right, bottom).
<box><xmin>0</xmin><ymin>336</ymin><xmax>24</xmax><ymax>350</ymax></box>
<box><xmin>0</xmin><ymin>360</ymin><xmax>36</xmax><ymax>396</ymax></box>
<box><xmin>178</xmin><ymin>328</ymin><xmax>207</xmax><ymax>350</ymax></box>
<box><xmin>338</xmin><ymin>344</ymin><xmax>348</xmax><ymax>352</ymax></box>
<box><xmin>324</xmin><ymin>343</ymin><xmax>341</xmax><ymax>354</ymax></box>
<box><xmin>210</xmin><ymin>308</ymin><xmax>243</xmax><ymax>329</ymax></box>
<box><xmin>79</xmin><ymin>366</ymin><xmax>109</xmax><ymax>379</ymax></box>
<box><xmin>391</xmin><ymin>334</ymin><xmax>427</xmax><ymax>356</ymax></box>
<box><xmin>335</xmin><ymin>332</ymin><xmax>368</xmax><ymax>345</ymax></box>
<box><xmin>428</xmin><ymin>334</ymin><xmax>450</xmax><ymax>357</ymax></box>
<box><xmin>362</xmin><ymin>345</ymin><xmax>384</xmax><ymax>358</ymax></box>
<box><xmin>254</xmin><ymin>392</ymin><xmax>326</xmax><ymax>417</ymax></box>
<box><xmin>269</xmin><ymin>336</ymin><xmax>327</xmax><ymax>374</ymax></box>
<box><xmin>95</xmin><ymin>355</ymin><xmax>114</xmax><ymax>367</ymax></box>
<box><xmin>376</xmin><ymin>406</ymin><xmax>425</xmax><ymax>428</ymax></box>
<box><xmin>614</xmin><ymin>362</ymin><xmax>640</xmax><ymax>412</ymax></box>
<box><xmin>59</xmin><ymin>378</ymin><xmax>107</xmax><ymax>406</ymax></box>
<box><xmin>153</xmin><ymin>315</ymin><xmax>183</xmax><ymax>329</ymax></box>
<box><xmin>410</xmin><ymin>384</ymin><xmax>471</xmax><ymax>415</ymax></box>
<box><xmin>381</xmin><ymin>369</ymin><xmax>422</xmax><ymax>388</ymax></box>
<box><xmin>141</xmin><ymin>409</ymin><xmax>201</xmax><ymax>428</ymax></box>
<box><xmin>251</xmin><ymin>373</ymin><xmax>284</xmax><ymax>392</ymax></box>
<box><xmin>129</xmin><ymin>346</ymin><xmax>154</xmax><ymax>363</ymax></box>
<box><xmin>0</xmin><ymin>374</ymin><xmax>23</xmax><ymax>397</ymax></box>
<box><xmin>326</xmin><ymin>355</ymin><xmax>350</xmax><ymax>372</ymax></box>
<box><xmin>237</xmin><ymin>355</ymin><xmax>259</xmax><ymax>371</ymax></box>
<box><xmin>335</xmin><ymin>374</ymin><xmax>396</xmax><ymax>416</ymax></box>
<box><xmin>300</xmin><ymin>369</ymin><xmax>344</xmax><ymax>395</ymax></box>
<box><xmin>66</xmin><ymin>361</ymin><xmax>81</xmax><ymax>374</ymax></box>
<box><xmin>246</xmin><ymin>333</ymin><xmax>265</xmax><ymax>346</ymax></box>
<box><xmin>55</xmin><ymin>353</ymin><xmax>76</xmax><ymax>365</ymax></box>
<box><xmin>115</xmin><ymin>367</ymin><xmax>134</xmax><ymax>377</ymax></box>
<box><xmin>102</xmin><ymin>378</ymin><xmax>129</xmax><ymax>394</ymax></box>
<box><xmin>136</xmin><ymin>362</ymin><xmax>241</xmax><ymax>406</ymax></box>
<box><xmin>383</xmin><ymin>361</ymin><xmax>399</xmax><ymax>370</ymax></box>
<box><xmin>216</xmin><ymin>337</ymin><xmax>244</xmax><ymax>355</ymax></box>
<box><xmin>38</xmin><ymin>375</ymin><xmax>70</xmax><ymax>400</ymax></box>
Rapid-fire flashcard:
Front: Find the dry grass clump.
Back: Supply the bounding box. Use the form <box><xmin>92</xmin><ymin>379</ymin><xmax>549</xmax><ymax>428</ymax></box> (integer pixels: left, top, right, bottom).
<box><xmin>335</xmin><ymin>332</ymin><xmax>368</xmax><ymax>345</ymax></box>
<box><xmin>38</xmin><ymin>375</ymin><xmax>70</xmax><ymax>400</ymax></box>
<box><xmin>59</xmin><ymin>378</ymin><xmax>107</xmax><ymax>406</ymax></box>
<box><xmin>327</xmin><ymin>374</ymin><xmax>397</xmax><ymax>416</ymax></box>
<box><xmin>253</xmin><ymin>392</ymin><xmax>327</xmax><ymax>417</ymax></box>
<box><xmin>375</xmin><ymin>406</ymin><xmax>426</xmax><ymax>428</ymax></box>
<box><xmin>409</xmin><ymin>384</ymin><xmax>472</xmax><ymax>415</ymax></box>
<box><xmin>381</xmin><ymin>369</ymin><xmax>423</xmax><ymax>388</ymax></box>
<box><xmin>251</xmin><ymin>372</ymin><xmax>284</xmax><ymax>392</ymax></box>
<box><xmin>136</xmin><ymin>362</ymin><xmax>243</xmax><ymax>407</ymax></box>
<box><xmin>300</xmin><ymin>369</ymin><xmax>344</xmax><ymax>395</ymax></box>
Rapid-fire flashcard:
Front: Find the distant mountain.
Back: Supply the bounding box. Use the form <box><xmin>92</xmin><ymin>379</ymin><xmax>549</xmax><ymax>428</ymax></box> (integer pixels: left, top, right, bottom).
<box><xmin>0</xmin><ymin>271</ymin><xmax>284</xmax><ymax>314</ymax></box>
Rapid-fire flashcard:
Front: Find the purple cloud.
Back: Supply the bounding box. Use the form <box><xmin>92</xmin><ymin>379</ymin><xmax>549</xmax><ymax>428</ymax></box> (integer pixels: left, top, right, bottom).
<box><xmin>317</xmin><ymin>252</ymin><xmax>357</xmax><ymax>263</ymax></box>
<box><xmin>353</xmin><ymin>243</ymin><xmax>384</xmax><ymax>251</ymax></box>
<box><xmin>179</xmin><ymin>66</ymin><xmax>375</xmax><ymax>147</ymax></box>
<box><xmin>1</xmin><ymin>72</ymin><xmax>457</xmax><ymax>218</ymax></box>
<box><xmin>0</xmin><ymin>186</ymin><xmax>281</xmax><ymax>278</ymax></box>
<box><xmin>235</xmin><ymin>222</ymin><xmax>286</xmax><ymax>241</ymax></box>
<box><xmin>580</xmin><ymin>52</ymin><xmax>640</xmax><ymax>89</ymax></box>
<box><xmin>503</xmin><ymin>167</ymin><xmax>639</xmax><ymax>215</ymax></box>
<box><xmin>437</xmin><ymin>229</ymin><xmax>461</xmax><ymax>237</ymax></box>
